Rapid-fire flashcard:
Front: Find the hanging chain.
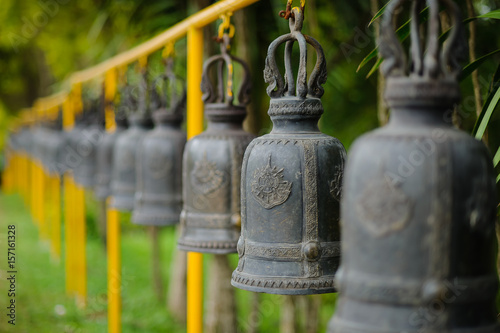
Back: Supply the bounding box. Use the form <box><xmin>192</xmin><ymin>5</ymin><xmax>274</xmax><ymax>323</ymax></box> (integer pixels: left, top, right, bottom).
<box><xmin>215</xmin><ymin>12</ymin><xmax>235</xmax><ymax>46</ymax></box>
<box><xmin>279</xmin><ymin>0</ymin><xmax>305</xmax><ymax>20</ymax></box>
<box><xmin>162</xmin><ymin>42</ymin><xmax>175</xmax><ymax>60</ymax></box>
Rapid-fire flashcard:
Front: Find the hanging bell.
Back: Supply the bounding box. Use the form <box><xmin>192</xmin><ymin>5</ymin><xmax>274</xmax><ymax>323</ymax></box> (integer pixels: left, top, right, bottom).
<box><xmin>73</xmin><ymin>98</ymin><xmax>105</xmax><ymax>188</ymax></box>
<box><xmin>231</xmin><ymin>8</ymin><xmax>346</xmax><ymax>295</ymax></box>
<box><xmin>110</xmin><ymin>79</ymin><xmax>154</xmax><ymax>211</ymax></box>
<box><xmin>94</xmin><ymin>101</ymin><xmax>129</xmax><ymax>200</ymax></box>
<box><xmin>177</xmin><ymin>33</ymin><xmax>256</xmax><ymax>254</ymax></box>
<box><xmin>132</xmin><ymin>61</ymin><xmax>186</xmax><ymax>226</ymax></box>
<box><xmin>44</xmin><ymin>110</ymin><xmax>65</xmax><ymax>176</ymax></box>
<box><xmin>329</xmin><ymin>1</ymin><xmax>499</xmax><ymax>332</ymax></box>
<box><xmin>32</xmin><ymin>123</ymin><xmax>47</xmax><ymax>169</ymax></box>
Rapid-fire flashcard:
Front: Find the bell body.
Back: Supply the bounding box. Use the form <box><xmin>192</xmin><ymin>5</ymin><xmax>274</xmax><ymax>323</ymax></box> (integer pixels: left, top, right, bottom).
<box><xmin>110</xmin><ymin>116</ymin><xmax>151</xmax><ymax>211</ymax></box>
<box><xmin>32</xmin><ymin>126</ymin><xmax>47</xmax><ymax>168</ymax></box>
<box><xmin>44</xmin><ymin>128</ymin><xmax>65</xmax><ymax>176</ymax></box>
<box><xmin>177</xmin><ymin>104</ymin><xmax>255</xmax><ymax>254</ymax></box>
<box><xmin>232</xmin><ymin>98</ymin><xmax>346</xmax><ymax>295</ymax></box>
<box><xmin>132</xmin><ymin>113</ymin><xmax>186</xmax><ymax>226</ymax></box>
<box><xmin>330</xmin><ymin>79</ymin><xmax>499</xmax><ymax>332</ymax></box>
<box><xmin>73</xmin><ymin>123</ymin><xmax>103</xmax><ymax>188</ymax></box>
<box><xmin>94</xmin><ymin>125</ymin><xmax>126</xmax><ymax>200</ymax></box>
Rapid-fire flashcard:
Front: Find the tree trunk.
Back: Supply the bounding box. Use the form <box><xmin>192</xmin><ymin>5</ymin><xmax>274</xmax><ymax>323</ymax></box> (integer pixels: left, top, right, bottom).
<box><xmin>370</xmin><ymin>0</ymin><xmax>389</xmax><ymax>126</ymax></box>
<box><xmin>206</xmin><ymin>255</ymin><xmax>238</xmax><ymax>333</ymax></box>
<box><xmin>280</xmin><ymin>296</ymin><xmax>298</xmax><ymax>333</ymax></box>
<box><xmin>305</xmin><ymin>295</ymin><xmax>321</xmax><ymax>333</ymax></box>
<box><xmin>149</xmin><ymin>226</ymin><xmax>164</xmax><ymax>302</ymax></box>
<box><xmin>246</xmin><ymin>292</ymin><xmax>260</xmax><ymax>333</ymax></box>
<box><xmin>167</xmin><ymin>225</ymin><xmax>187</xmax><ymax>321</ymax></box>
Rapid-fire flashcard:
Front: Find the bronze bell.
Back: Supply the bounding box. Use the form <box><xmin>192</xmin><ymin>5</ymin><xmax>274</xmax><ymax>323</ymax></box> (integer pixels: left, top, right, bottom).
<box><xmin>32</xmin><ymin>124</ymin><xmax>47</xmax><ymax>168</ymax></box>
<box><xmin>177</xmin><ymin>33</ymin><xmax>256</xmax><ymax>254</ymax></box>
<box><xmin>231</xmin><ymin>8</ymin><xmax>346</xmax><ymax>295</ymax></box>
<box><xmin>110</xmin><ymin>80</ymin><xmax>154</xmax><ymax>211</ymax></box>
<box><xmin>44</xmin><ymin>111</ymin><xmax>65</xmax><ymax>176</ymax></box>
<box><xmin>329</xmin><ymin>1</ymin><xmax>499</xmax><ymax>332</ymax></box>
<box><xmin>94</xmin><ymin>102</ymin><xmax>129</xmax><ymax>200</ymax></box>
<box><xmin>73</xmin><ymin>99</ymin><xmax>105</xmax><ymax>188</ymax></box>
<box><xmin>132</xmin><ymin>61</ymin><xmax>186</xmax><ymax>226</ymax></box>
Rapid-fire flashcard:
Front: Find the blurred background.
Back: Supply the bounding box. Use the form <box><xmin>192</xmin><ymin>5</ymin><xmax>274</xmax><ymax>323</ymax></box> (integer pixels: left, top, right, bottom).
<box><xmin>0</xmin><ymin>0</ymin><xmax>499</xmax><ymax>332</ymax></box>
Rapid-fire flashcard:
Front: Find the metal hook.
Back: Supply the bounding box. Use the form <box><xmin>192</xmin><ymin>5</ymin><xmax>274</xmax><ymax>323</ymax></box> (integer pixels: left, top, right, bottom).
<box><xmin>279</xmin><ymin>0</ymin><xmax>305</xmax><ymax>20</ymax></box>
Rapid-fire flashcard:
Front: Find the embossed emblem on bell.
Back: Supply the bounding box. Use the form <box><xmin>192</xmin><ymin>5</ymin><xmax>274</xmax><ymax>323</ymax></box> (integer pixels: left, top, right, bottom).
<box><xmin>177</xmin><ymin>31</ymin><xmax>255</xmax><ymax>253</ymax></box>
<box><xmin>94</xmin><ymin>98</ymin><xmax>129</xmax><ymax>200</ymax></box>
<box><xmin>73</xmin><ymin>99</ymin><xmax>105</xmax><ymax>188</ymax></box>
<box><xmin>329</xmin><ymin>1</ymin><xmax>499</xmax><ymax>332</ymax></box>
<box><xmin>231</xmin><ymin>6</ymin><xmax>346</xmax><ymax>295</ymax></box>
<box><xmin>110</xmin><ymin>79</ymin><xmax>154</xmax><ymax>211</ymax></box>
<box><xmin>132</xmin><ymin>60</ymin><xmax>187</xmax><ymax>225</ymax></box>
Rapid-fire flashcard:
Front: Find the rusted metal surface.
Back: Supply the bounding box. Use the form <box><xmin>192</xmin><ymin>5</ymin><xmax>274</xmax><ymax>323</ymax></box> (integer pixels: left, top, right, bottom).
<box><xmin>178</xmin><ymin>33</ymin><xmax>255</xmax><ymax>254</ymax></box>
<box><xmin>329</xmin><ymin>1</ymin><xmax>499</xmax><ymax>332</ymax></box>
<box><xmin>232</xmin><ymin>7</ymin><xmax>346</xmax><ymax>295</ymax></box>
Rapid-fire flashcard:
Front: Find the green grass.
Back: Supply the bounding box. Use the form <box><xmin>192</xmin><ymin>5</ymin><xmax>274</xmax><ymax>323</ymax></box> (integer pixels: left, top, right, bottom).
<box><xmin>0</xmin><ymin>192</ymin><xmax>337</xmax><ymax>332</ymax></box>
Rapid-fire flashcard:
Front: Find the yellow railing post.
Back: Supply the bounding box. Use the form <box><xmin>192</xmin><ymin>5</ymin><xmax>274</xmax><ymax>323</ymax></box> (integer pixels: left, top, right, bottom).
<box><xmin>107</xmin><ymin>206</ymin><xmax>121</xmax><ymax>333</ymax></box>
<box><xmin>49</xmin><ymin>174</ymin><xmax>62</xmax><ymax>260</ymax></box>
<box><xmin>2</xmin><ymin>149</ymin><xmax>12</xmax><ymax>193</ymax></box>
<box><xmin>187</xmin><ymin>26</ymin><xmax>205</xmax><ymax>333</ymax></box>
<box><xmin>64</xmin><ymin>173</ymin><xmax>75</xmax><ymax>295</ymax></box>
<box><xmin>74</xmin><ymin>182</ymin><xmax>87</xmax><ymax>308</ymax></box>
<box><xmin>63</xmin><ymin>95</ymin><xmax>76</xmax><ymax>296</ymax></box>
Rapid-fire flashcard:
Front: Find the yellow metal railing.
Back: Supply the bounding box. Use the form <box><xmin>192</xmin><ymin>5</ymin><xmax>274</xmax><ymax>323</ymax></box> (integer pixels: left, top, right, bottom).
<box><xmin>3</xmin><ymin>0</ymin><xmax>262</xmax><ymax>332</ymax></box>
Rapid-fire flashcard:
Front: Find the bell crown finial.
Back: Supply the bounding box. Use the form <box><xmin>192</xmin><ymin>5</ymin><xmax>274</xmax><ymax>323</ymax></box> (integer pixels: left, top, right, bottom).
<box><xmin>264</xmin><ymin>7</ymin><xmax>327</xmax><ymax>100</ymax></box>
<box><xmin>151</xmin><ymin>58</ymin><xmax>186</xmax><ymax>123</ymax></box>
<box><xmin>380</xmin><ymin>0</ymin><xmax>467</xmax><ymax>80</ymax></box>
<box><xmin>380</xmin><ymin>0</ymin><xmax>467</xmax><ymax>106</ymax></box>
<box><xmin>200</xmin><ymin>34</ymin><xmax>252</xmax><ymax>108</ymax></box>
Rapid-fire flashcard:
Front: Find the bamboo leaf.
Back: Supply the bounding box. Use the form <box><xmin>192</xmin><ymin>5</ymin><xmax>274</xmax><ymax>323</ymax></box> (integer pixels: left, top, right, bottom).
<box><xmin>472</xmin><ymin>64</ymin><xmax>500</xmax><ymax>136</ymax></box>
<box><xmin>358</xmin><ymin>7</ymin><xmax>429</xmax><ymax>73</ymax></box>
<box><xmin>359</xmin><ymin>15</ymin><xmax>484</xmax><ymax>74</ymax></box>
<box><xmin>358</xmin><ymin>49</ymin><xmax>378</xmax><ymax>73</ymax></box>
<box><xmin>474</xmin><ymin>86</ymin><xmax>500</xmax><ymax>140</ymax></box>
<box><xmin>478</xmin><ymin>9</ymin><xmax>500</xmax><ymax>20</ymax></box>
<box><xmin>460</xmin><ymin>49</ymin><xmax>500</xmax><ymax>81</ymax></box>
<box><xmin>493</xmin><ymin>147</ymin><xmax>500</xmax><ymax>167</ymax></box>
<box><xmin>368</xmin><ymin>0</ymin><xmax>392</xmax><ymax>27</ymax></box>
<box><xmin>366</xmin><ymin>58</ymin><xmax>383</xmax><ymax>78</ymax></box>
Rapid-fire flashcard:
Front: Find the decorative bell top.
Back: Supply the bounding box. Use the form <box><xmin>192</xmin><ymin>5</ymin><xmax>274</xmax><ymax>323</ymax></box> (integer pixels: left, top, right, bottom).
<box><xmin>264</xmin><ymin>7</ymin><xmax>327</xmax><ymax>118</ymax></box>
<box><xmin>151</xmin><ymin>59</ymin><xmax>186</xmax><ymax>125</ymax></box>
<box><xmin>200</xmin><ymin>33</ymin><xmax>251</xmax><ymax>122</ymax></box>
<box><xmin>380</xmin><ymin>0</ymin><xmax>468</xmax><ymax>107</ymax></box>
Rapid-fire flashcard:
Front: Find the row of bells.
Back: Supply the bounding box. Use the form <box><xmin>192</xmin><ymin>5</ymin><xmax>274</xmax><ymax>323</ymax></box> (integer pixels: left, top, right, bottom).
<box><xmin>8</xmin><ymin>1</ymin><xmax>499</xmax><ymax>331</ymax></box>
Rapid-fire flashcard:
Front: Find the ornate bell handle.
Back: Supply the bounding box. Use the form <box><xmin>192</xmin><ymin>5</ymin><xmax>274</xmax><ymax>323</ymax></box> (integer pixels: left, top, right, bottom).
<box><xmin>265</xmin><ymin>7</ymin><xmax>327</xmax><ymax>99</ymax></box>
<box><xmin>200</xmin><ymin>36</ymin><xmax>251</xmax><ymax>106</ymax></box>
<box><xmin>380</xmin><ymin>0</ymin><xmax>466</xmax><ymax>79</ymax></box>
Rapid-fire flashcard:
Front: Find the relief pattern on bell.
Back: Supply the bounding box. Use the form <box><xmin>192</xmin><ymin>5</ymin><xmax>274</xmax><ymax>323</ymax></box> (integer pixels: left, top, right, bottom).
<box><xmin>177</xmin><ymin>33</ymin><xmax>256</xmax><ymax>254</ymax></box>
<box><xmin>132</xmin><ymin>66</ymin><xmax>187</xmax><ymax>226</ymax></box>
<box><xmin>329</xmin><ymin>1</ymin><xmax>499</xmax><ymax>332</ymax></box>
<box><xmin>231</xmin><ymin>8</ymin><xmax>346</xmax><ymax>295</ymax></box>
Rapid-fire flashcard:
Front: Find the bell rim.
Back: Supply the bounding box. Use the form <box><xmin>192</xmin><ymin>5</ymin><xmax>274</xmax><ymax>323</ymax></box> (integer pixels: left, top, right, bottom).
<box><xmin>231</xmin><ymin>269</ymin><xmax>337</xmax><ymax>295</ymax></box>
<box><xmin>177</xmin><ymin>239</ymin><xmax>238</xmax><ymax>254</ymax></box>
<box><xmin>231</xmin><ymin>271</ymin><xmax>337</xmax><ymax>295</ymax></box>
